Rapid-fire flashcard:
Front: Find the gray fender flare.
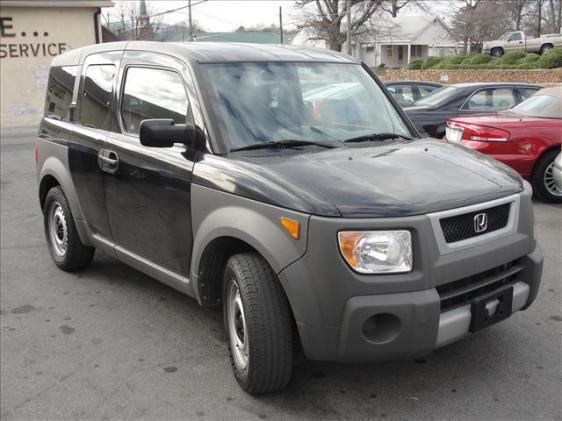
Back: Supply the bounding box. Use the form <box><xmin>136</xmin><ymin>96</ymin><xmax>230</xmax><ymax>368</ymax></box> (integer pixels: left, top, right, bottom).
<box><xmin>39</xmin><ymin>154</ymin><xmax>91</xmax><ymax>246</ymax></box>
<box><xmin>189</xmin><ymin>184</ymin><xmax>309</xmax><ymax>303</ymax></box>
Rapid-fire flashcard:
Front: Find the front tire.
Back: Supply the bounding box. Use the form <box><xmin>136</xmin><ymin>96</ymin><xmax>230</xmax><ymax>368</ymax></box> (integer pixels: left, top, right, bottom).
<box><xmin>532</xmin><ymin>150</ymin><xmax>562</xmax><ymax>203</ymax></box>
<box><xmin>43</xmin><ymin>186</ymin><xmax>95</xmax><ymax>271</ymax></box>
<box><xmin>223</xmin><ymin>252</ymin><xmax>293</xmax><ymax>394</ymax></box>
<box><xmin>492</xmin><ymin>47</ymin><xmax>504</xmax><ymax>57</ymax></box>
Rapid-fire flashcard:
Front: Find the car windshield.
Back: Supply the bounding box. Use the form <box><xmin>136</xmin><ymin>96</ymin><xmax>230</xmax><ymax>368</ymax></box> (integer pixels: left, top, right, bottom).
<box><xmin>201</xmin><ymin>62</ymin><xmax>413</xmax><ymax>149</ymax></box>
<box><xmin>498</xmin><ymin>32</ymin><xmax>511</xmax><ymax>41</ymax></box>
<box><xmin>509</xmin><ymin>95</ymin><xmax>561</xmax><ymax>119</ymax></box>
<box><xmin>414</xmin><ymin>86</ymin><xmax>459</xmax><ymax>107</ymax></box>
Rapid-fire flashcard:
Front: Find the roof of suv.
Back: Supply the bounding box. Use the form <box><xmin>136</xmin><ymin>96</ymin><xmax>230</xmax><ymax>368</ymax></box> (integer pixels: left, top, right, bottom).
<box><xmin>51</xmin><ymin>41</ymin><xmax>357</xmax><ymax>67</ymax></box>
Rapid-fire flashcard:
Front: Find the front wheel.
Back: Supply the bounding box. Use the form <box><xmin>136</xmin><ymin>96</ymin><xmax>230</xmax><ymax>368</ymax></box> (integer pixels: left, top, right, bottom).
<box><xmin>491</xmin><ymin>47</ymin><xmax>504</xmax><ymax>57</ymax></box>
<box><xmin>223</xmin><ymin>252</ymin><xmax>293</xmax><ymax>394</ymax></box>
<box><xmin>532</xmin><ymin>150</ymin><xmax>562</xmax><ymax>203</ymax></box>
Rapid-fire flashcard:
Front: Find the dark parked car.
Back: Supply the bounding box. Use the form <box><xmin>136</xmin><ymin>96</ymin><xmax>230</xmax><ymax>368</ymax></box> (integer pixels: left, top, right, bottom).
<box><xmin>404</xmin><ymin>82</ymin><xmax>542</xmax><ymax>138</ymax></box>
<box><xmin>383</xmin><ymin>80</ymin><xmax>442</xmax><ymax>107</ymax></box>
<box><xmin>37</xmin><ymin>42</ymin><xmax>543</xmax><ymax>394</ymax></box>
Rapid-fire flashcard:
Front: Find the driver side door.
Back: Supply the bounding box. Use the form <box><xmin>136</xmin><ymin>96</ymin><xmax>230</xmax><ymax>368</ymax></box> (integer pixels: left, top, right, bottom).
<box><xmin>103</xmin><ymin>52</ymin><xmax>198</xmax><ymax>278</ymax></box>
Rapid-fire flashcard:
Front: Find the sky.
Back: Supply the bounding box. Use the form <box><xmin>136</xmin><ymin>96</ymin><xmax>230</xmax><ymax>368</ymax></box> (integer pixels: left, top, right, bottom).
<box><xmin>102</xmin><ymin>1</ymin><xmax>459</xmax><ymax>33</ymax></box>
<box><xmin>103</xmin><ymin>1</ymin><xmax>303</xmax><ymax>32</ymax></box>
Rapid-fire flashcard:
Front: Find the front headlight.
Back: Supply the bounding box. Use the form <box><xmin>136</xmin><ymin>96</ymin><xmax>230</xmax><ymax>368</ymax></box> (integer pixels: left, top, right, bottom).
<box><xmin>338</xmin><ymin>230</ymin><xmax>412</xmax><ymax>274</ymax></box>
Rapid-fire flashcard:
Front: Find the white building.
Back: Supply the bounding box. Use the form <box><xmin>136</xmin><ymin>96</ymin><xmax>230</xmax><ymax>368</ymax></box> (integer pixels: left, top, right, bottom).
<box><xmin>292</xmin><ymin>15</ymin><xmax>458</xmax><ymax>68</ymax></box>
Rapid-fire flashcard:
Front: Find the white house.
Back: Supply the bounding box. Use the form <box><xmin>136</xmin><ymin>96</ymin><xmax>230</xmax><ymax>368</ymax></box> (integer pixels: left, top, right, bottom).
<box><xmin>292</xmin><ymin>14</ymin><xmax>458</xmax><ymax>68</ymax></box>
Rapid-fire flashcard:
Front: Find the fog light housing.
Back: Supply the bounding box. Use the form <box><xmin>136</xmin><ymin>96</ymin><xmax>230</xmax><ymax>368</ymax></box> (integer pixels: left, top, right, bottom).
<box><xmin>338</xmin><ymin>230</ymin><xmax>412</xmax><ymax>274</ymax></box>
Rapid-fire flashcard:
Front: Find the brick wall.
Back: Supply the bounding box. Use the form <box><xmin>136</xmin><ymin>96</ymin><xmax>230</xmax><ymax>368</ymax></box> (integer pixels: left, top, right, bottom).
<box><xmin>381</xmin><ymin>69</ymin><xmax>562</xmax><ymax>85</ymax></box>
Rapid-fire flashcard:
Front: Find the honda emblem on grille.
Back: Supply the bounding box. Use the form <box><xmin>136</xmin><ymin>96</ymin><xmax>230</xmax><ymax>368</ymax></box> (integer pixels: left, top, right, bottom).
<box><xmin>474</xmin><ymin>213</ymin><xmax>488</xmax><ymax>233</ymax></box>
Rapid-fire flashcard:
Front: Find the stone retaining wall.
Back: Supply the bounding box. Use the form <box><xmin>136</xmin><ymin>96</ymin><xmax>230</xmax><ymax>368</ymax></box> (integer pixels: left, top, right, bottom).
<box><xmin>380</xmin><ymin>69</ymin><xmax>562</xmax><ymax>85</ymax></box>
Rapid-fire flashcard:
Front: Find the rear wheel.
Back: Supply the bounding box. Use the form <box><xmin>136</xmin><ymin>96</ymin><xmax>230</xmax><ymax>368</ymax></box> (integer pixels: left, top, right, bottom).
<box><xmin>540</xmin><ymin>44</ymin><xmax>553</xmax><ymax>55</ymax></box>
<box><xmin>491</xmin><ymin>47</ymin><xmax>504</xmax><ymax>57</ymax></box>
<box><xmin>532</xmin><ymin>150</ymin><xmax>562</xmax><ymax>203</ymax></box>
<box><xmin>223</xmin><ymin>252</ymin><xmax>293</xmax><ymax>394</ymax></box>
<box><xmin>43</xmin><ymin>186</ymin><xmax>95</xmax><ymax>271</ymax></box>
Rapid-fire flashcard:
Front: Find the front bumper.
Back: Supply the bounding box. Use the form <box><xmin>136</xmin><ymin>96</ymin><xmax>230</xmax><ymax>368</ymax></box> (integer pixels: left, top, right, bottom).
<box><xmin>278</xmin><ymin>184</ymin><xmax>542</xmax><ymax>361</ymax></box>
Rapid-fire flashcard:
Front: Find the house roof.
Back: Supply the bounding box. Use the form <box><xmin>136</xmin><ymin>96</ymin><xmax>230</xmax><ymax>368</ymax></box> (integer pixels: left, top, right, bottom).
<box><xmin>370</xmin><ymin>15</ymin><xmax>452</xmax><ymax>43</ymax></box>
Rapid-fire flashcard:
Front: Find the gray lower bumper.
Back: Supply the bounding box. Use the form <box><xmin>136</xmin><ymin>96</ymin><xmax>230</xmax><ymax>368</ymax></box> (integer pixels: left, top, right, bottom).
<box><xmin>290</xmin><ymin>247</ymin><xmax>542</xmax><ymax>362</ymax></box>
<box><xmin>435</xmin><ymin>281</ymin><xmax>529</xmax><ymax>348</ymax></box>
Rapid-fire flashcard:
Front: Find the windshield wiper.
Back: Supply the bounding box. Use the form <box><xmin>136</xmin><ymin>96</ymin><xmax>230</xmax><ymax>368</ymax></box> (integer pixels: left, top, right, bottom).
<box><xmin>344</xmin><ymin>133</ymin><xmax>413</xmax><ymax>143</ymax></box>
<box><xmin>230</xmin><ymin>139</ymin><xmax>338</xmax><ymax>152</ymax></box>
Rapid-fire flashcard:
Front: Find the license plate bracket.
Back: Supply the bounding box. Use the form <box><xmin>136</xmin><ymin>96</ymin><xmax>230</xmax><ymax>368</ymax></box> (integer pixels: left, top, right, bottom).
<box><xmin>469</xmin><ymin>285</ymin><xmax>513</xmax><ymax>332</ymax></box>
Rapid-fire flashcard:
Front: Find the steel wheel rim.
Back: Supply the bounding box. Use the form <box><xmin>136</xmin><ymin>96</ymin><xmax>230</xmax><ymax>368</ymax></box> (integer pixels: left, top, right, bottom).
<box><xmin>48</xmin><ymin>201</ymin><xmax>68</xmax><ymax>257</ymax></box>
<box><xmin>544</xmin><ymin>162</ymin><xmax>562</xmax><ymax>197</ymax></box>
<box><xmin>227</xmin><ymin>280</ymin><xmax>249</xmax><ymax>370</ymax></box>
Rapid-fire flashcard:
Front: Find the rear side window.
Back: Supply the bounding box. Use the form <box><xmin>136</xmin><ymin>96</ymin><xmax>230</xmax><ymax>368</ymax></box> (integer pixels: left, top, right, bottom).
<box><xmin>121</xmin><ymin>67</ymin><xmax>191</xmax><ymax>135</ymax></box>
<box><xmin>462</xmin><ymin>88</ymin><xmax>516</xmax><ymax>111</ymax></box>
<box><xmin>44</xmin><ymin>66</ymin><xmax>77</xmax><ymax>121</ymax></box>
<box><xmin>79</xmin><ymin>64</ymin><xmax>116</xmax><ymax>130</ymax></box>
<box><xmin>519</xmin><ymin>88</ymin><xmax>539</xmax><ymax>100</ymax></box>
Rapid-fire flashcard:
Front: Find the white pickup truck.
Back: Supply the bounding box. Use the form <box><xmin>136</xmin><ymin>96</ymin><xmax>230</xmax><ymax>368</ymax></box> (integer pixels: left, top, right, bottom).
<box><xmin>483</xmin><ymin>31</ymin><xmax>562</xmax><ymax>57</ymax></box>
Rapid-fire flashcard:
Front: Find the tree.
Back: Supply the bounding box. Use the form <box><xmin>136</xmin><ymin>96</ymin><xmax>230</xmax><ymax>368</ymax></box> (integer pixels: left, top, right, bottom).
<box><xmin>451</xmin><ymin>1</ymin><xmax>510</xmax><ymax>55</ymax></box>
<box><xmin>381</xmin><ymin>0</ymin><xmax>411</xmax><ymax>17</ymax></box>
<box><xmin>112</xmin><ymin>1</ymin><xmax>162</xmax><ymax>40</ymax></box>
<box><xmin>296</xmin><ymin>0</ymin><xmax>385</xmax><ymax>51</ymax></box>
<box><xmin>504</xmin><ymin>0</ymin><xmax>529</xmax><ymax>31</ymax></box>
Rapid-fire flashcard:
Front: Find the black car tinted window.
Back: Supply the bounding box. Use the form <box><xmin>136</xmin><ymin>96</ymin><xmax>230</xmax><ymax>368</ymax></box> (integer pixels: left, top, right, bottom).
<box><xmin>121</xmin><ymin>67</ymin><xmax>191</xmax><ymax>135</ymax></box>
<box><xmin>79</xmin><ymin>64</ymin><xmax>116</xmax><ymax>130</ymax></box>
<box><xmin>44</xmin><ymin>65</ymin><xmax>77</xmax><ymax>121</ymax></box>
<box><xmin>418</xmin><ymin>85</ymin><xmax>440</xmax><ymax>97</ymax></box>
<box><xmin>462</xmin><ymin>88</ymin><xmax>516</xmax><ymax>111</ymax></box>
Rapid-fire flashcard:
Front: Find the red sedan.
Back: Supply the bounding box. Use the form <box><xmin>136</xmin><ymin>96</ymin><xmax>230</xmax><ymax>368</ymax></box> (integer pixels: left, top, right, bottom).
<box><xmin>445</xmin><ymin>87</ymin><xmax>562</xmax><ymax>203</ymax></box>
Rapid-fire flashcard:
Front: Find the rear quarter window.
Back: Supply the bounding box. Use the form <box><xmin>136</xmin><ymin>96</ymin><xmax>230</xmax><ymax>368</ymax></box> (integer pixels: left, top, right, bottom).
<box><xmin>79</xmin><ymin>64</ymin><xmax>117</xmax><ymax>131</ymax></box>
<box><xmin>44</xmin><ymin>66</ymin><xmax>77</xmax><ymax>121</ymax></box>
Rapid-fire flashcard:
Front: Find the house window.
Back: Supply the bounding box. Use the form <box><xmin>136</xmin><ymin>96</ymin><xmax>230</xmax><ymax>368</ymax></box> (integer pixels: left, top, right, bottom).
<box><xmin>398</xmin><ymin>45</ymin><xmax>403</xmax><ymax>61</ymax></box>
<box><xmin>366</xmin><ymin>45</ymin><xmax>374</xmax><ymax>53</ymax></box>
<box><xmin>386</xmin><ymin>45</ymin><xmax>393</xmax><ymax>57</ymax></box>
<box><xmin>411</xmin><ymin>45</ymin><xmax>423</xmax><ymax>57</ymax></box>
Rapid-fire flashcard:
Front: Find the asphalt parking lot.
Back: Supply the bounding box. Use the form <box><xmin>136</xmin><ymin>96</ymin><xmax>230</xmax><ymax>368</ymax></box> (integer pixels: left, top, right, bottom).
<box><xmin>1</xmin><ymin>127</ymin><xmax>561</xmax><ymax>421</ymax></box>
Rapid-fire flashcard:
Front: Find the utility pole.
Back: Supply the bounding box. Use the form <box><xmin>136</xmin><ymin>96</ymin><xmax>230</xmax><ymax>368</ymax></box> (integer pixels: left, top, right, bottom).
<box><xmin>279</xmin><ymin>6</ymin><xmax>284</xmax><ymax>44</ymax></box>
<box><xmin>346</xmin><ymin>0</ymin><xmax>352</xmax><ymax>55</ymax></box>
<box><xmin>188</xmin><ymin>0</ymin><xmax>193</xmax><ymax>42</ymax></box>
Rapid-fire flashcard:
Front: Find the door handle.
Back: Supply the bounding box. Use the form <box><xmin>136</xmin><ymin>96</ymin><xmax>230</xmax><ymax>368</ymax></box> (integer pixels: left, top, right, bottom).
<box><xmin>98</xmin><ymin>149</ymin><xmax>119</xmax><ymax>174</ymax></box>
<box><xmin>99</xmin><ymin>155</ymin><xmax>117</xmax><ymax>165</ymax></box>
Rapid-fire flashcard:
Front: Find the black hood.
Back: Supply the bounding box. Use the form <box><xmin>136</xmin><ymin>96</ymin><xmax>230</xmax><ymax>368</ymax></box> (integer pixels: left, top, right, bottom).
<box><xmin>193</xmin><ymin>139</ymin><xmax>524</xmax><ymax>218</ymax></box>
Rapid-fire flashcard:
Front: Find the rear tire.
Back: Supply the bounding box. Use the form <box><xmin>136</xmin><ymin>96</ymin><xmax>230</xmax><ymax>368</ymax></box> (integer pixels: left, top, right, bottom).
<box><xmin>491</xmin><ymin>47</ymin><xmax>504</xmax><ymax>57</ymax></box>
<box><xmin>532</xmin><ymin>150</ymin><xmax>562</xmax><ymax>203</ymax></box>
<box><xmin>540</xmin><ymin>44</ymin><xmax>553</xmax><ymax>55</ymax></box>
<box><xmin>43</xmin><ymin>186</ymin><xmax>95</xmax><ymax>271</ymax></box>
<box><xmin>223</xmin><ymin>252</ymin><xmax>293</xmax><ymax>394</ymax></box>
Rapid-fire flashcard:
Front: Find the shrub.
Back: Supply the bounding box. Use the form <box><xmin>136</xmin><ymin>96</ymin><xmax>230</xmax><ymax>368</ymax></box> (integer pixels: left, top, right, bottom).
<box><xmin>465</xmin><ymin>53</ymin><xmax>492</xmax><ymax>65</ymax></box>
<box><xmin>520</xmin><ymin>53</ymin><xmax>540</xmax><ymax>64</ymax></box>
<box><xmin>436</xmin><ymin>56</ymin><xmax>466</xmax><ymax>68</ymax></box>
<box><xmin>497</xmin><ymin>50</ymin><xmax>526</xmax><ymax>65</ymax></box>
<box><xmin>421</xmin><ymin>56</ymin><xmax>442</xmax><ymax>69</ymax></box>
<box><xmin>537</xmin><ymin>48</ymin><xmax>562</xmax><ymax>69</ymax></box>
<box><xmin>407</xmin><ymin>59</ymin><xmax>424</xmax><ymax>70</ymax></box>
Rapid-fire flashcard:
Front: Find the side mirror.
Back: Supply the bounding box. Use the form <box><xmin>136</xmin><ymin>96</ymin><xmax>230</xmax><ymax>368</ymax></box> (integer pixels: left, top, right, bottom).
<box><xmin>139</xmin><ymin>119</ymin><xmax>196</xmax><ymax>148</ymax></box>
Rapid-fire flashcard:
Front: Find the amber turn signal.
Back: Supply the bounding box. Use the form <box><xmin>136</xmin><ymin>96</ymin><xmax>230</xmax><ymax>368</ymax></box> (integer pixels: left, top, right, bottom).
<box><xmin>280</xmin><ymin>217</ymin><xmax>300</xmax><ymax>240</ymax></box>
<box><xmin>337</xmin><ymin>231</ymin><xmax>364</xmax><ymax>268</ymax></box>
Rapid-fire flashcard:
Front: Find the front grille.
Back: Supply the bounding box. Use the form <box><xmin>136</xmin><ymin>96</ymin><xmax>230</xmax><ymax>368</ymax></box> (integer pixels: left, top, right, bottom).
<box><xmin>440</xmin><ymin>203</ymin><xmax>510</xmax><ymax>243</ymax></box>
<box><xmin>436</xmin><ymin>260</ymin><xmax>522</xmax><ymax>312</ymax></box>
